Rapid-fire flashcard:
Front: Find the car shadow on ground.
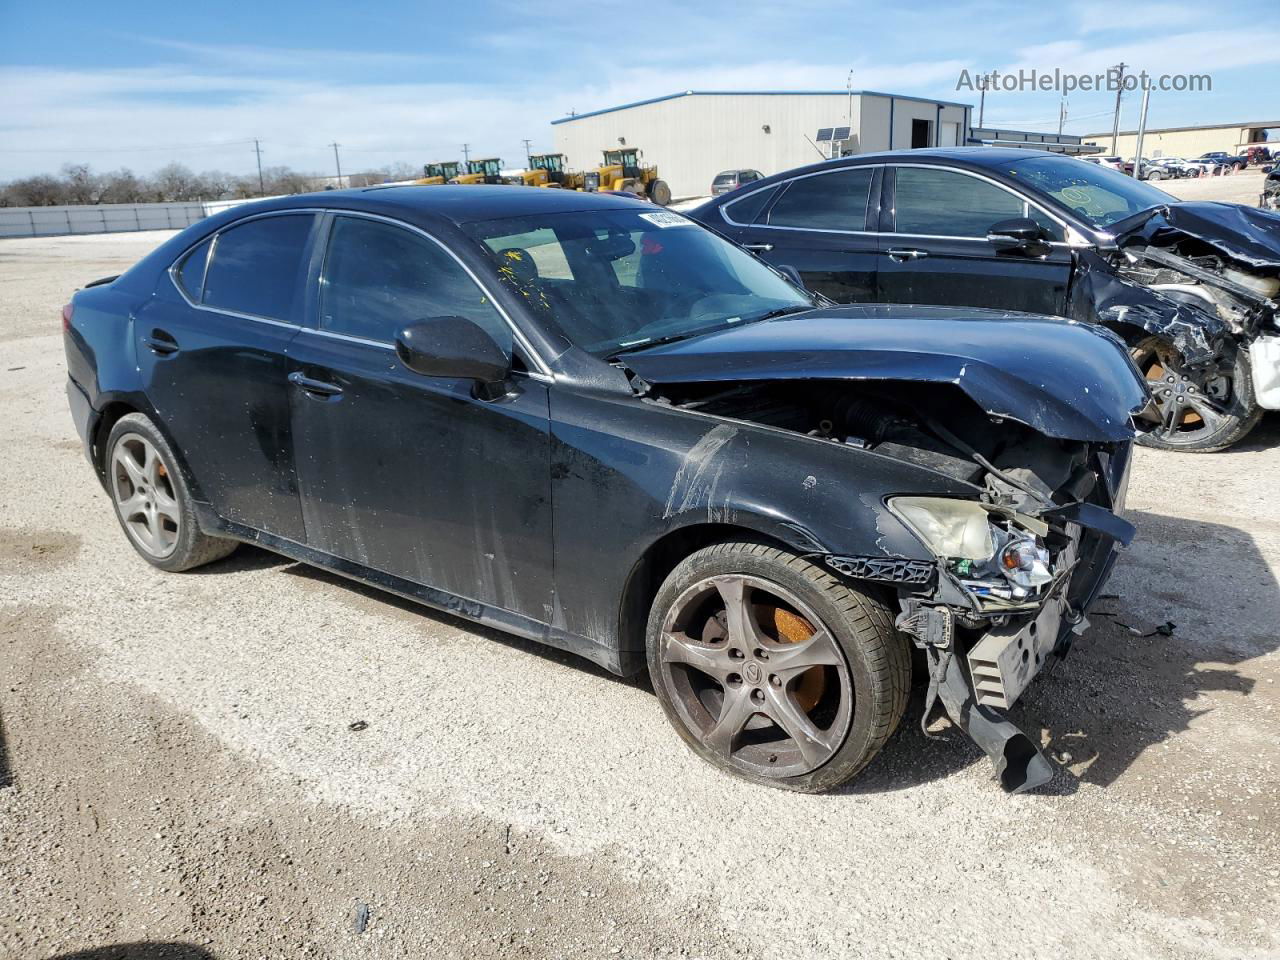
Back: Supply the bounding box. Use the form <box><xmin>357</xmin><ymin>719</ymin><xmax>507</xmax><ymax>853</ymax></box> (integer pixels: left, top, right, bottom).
<box><xmin>46</xmin><ymin>945</ymin><xmax>215</xmax><ymax>960</ymax></box>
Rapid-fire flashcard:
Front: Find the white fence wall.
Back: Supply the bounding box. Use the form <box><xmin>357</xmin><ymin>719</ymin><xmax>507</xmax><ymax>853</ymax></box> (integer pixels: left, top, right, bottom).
<box><xmin>0</xmin><ymin>196</ymin><xmax>278</xmax><ymax>239</ymax></box>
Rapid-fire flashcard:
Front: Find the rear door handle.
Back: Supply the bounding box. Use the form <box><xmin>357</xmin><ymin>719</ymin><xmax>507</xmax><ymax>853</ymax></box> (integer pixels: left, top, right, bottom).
<box><xmin>288</xmin><ymin>371</ymin><xmax>344</xmax><ymax>397</ymax></box>
<box><xmin>886</xmin><ymin>247</ymin><xmax>929</xmax><ymax>262</ymax></box>
<box><xmin>143</xmin><ymin>330</ymin><xmax>179</xmax><ymax>355</ymax></box>
<box><xmin>743</xmin><ymin>243</ymin><xmax>774</xmax><ymax>252</ymax></box>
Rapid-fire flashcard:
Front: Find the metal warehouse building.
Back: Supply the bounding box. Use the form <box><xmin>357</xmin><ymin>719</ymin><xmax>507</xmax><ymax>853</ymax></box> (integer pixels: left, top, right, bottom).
<box><xmin>551</xmin><ymin>90</ymin><xmax>972</xmax><ymax>198</ymax></box>
<box><xmin>1081</xmin><ymin>120</ymin><xmax>1279</xmax><ymax>160</ymax></box>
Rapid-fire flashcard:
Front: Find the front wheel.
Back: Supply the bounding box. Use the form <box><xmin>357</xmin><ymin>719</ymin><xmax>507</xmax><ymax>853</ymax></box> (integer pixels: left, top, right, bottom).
<box><xmin>646</xmin><ymin>541</ymin><xmax>910</xmax><ymax>792</ymax></box>
<box><xmin>1131</xmin><ymin>335</ymin><xmax>1262</xmax><ymax>452</ymax></box>
<box><xmin>646</xmin><ymin>179</ymin><xmax>672</xmax><ymax>206</ymax></box>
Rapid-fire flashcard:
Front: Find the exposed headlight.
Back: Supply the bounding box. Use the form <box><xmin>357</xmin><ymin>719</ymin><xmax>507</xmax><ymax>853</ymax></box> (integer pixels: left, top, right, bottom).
<box><xmin>889</xmin><ymin>497</ymin><xmax>994</xmax><ymax>561</ymax></box>
<box><xmin>889</xmin><ymin>497</ymin><xmax>1056</xmax><ymax>607</ymax></box>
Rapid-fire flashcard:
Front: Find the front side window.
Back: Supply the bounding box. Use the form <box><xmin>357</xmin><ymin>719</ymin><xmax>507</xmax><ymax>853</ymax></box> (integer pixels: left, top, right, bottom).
<box><xmin>465</xmin><ymin>209</ymin><xmax>812</xmax><ymax>357</ymax></box>
<box><xmin>768</xmin><ymin>168</ymin><xmax>874</xmax><ymax>231</ymax></box>
<box><xmin>320</xmin><ymin>216</ymin><xmax>510</xmax><ymax>349</ymax></box>
<box><xmin>892</xmin><ymin>168</ymin><xmax>1026</xmax><ymax>237</ymax></box>
<box><xmin>202</xmin><ymin>214</ymin><xmax>314</xmax><ymax>321</ymax></box>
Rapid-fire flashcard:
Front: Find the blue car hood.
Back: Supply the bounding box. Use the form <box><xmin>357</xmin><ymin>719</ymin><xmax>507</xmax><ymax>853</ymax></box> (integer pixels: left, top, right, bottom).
<box><xmin>620</xmin><ymin>305</ymin><xmax>1149</xmax><ymax>442</ymax></box>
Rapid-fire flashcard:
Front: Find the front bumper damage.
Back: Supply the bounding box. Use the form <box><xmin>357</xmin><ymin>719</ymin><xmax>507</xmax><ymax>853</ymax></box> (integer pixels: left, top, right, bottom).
<box><xmin>892</xmin><ymin>499</ymin><xmax>1135</xmax><ymax>794</ymax></box>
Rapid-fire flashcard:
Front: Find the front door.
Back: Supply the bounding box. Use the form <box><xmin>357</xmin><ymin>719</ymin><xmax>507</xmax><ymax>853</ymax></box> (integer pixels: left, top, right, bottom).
<box><xmin>877</xmin><ymin>165</ymin><xmax>1074</xmax><ymax>316</ymax></box>
<box><xmin>135</xmin><ymin>212</ymin><xmax>316</xmax><ymax>541</ymax></box>
<box><xmin>720</xmin><ymin>165</ymin><xmax>881</xmax><ymax>304</ymax></box>
<box><xmin>288</xmin><ymin>213</ymin><xmax>554</xmax><ymax>622</ymax></box>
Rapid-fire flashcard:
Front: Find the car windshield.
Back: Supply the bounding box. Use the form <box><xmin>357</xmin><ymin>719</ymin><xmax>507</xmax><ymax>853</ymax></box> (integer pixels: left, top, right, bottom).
<box><xmin>1003</xmin><ymin>155</ymin><xmax>1175</xmax><ymax>227</ymax></box>
<box><xmin>463</xmin><ymin>208</ymin><xmax>812</xmax><ymax>357</ymax></box>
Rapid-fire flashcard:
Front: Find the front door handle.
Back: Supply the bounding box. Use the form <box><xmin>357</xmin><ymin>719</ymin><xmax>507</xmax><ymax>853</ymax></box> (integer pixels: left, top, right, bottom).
<box><xmin>143</xmin><ymin>329</ymin><xmax>179</xmax><ymax>355</ymax></box>
<box><xmin>743</xmin><ymin>243</ymin><xmax>774</xmax><ymax>252</ymax></box>
<box><xmin>886</xmin><ymin>247</ymin><xmax>929</xmax><ymax>262</ymax></box>
<box><xmin>288</xmin><ymin>371</ymin><xmax>344</xmax><ymax>397</ymax></box>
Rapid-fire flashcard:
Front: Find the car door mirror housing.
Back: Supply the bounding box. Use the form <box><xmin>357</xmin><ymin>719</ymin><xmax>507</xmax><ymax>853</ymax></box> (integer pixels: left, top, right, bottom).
<box><xmin>395</xmin><ymin>316</ymin><xmax>512</xmax><ymax>386</ymax></box>
<box><xmin>987</xmin><ymin>217</ymin><xmax>1052</xmax><ymax>256</ymax></box>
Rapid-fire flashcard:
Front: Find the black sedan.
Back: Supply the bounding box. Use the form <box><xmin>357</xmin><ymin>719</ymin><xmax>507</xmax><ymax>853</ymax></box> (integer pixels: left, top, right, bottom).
<box><xmin>690</xmin><ymin>148</ymin><xmax>1280</xmax><ymax>453</ymax></box>
<box><xmin>64</xmin><ymin>186</ymin><xmax>1145</xmax><ymax>793</ymax></box>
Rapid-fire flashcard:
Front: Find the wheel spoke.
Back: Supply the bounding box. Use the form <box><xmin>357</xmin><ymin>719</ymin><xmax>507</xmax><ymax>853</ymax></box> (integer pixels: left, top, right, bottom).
<box><xmin>116</xmin><ymin>447</ymin><xmax>146</xmax><ymax>487</ymax></box>
<box><xmin>702</xmin><ymin>688</ymin><xmax>757</xmax><ymax>758</ymax></box>
<box><xmin>715</xmin><ymin>576</ymin><xmax>768</xmax><ymax>648</ymax></box>
<box><xmin>762</xmin><ymin>684</ymin><xmax>837</xmax><ymax>767</ymax></box>
<box><xmin>661</xmin><ymin>631</ymin><xmax>732</xmax><ymax>683</ymax></box>
<box><xmin>117</xmin><ymin>491</ymin><xmax>148</xmax><ymax>519</ymax></box>
<box><xmin>768</xmin><ymin>627</ymin><xmax>843</xmax><ymax>679</ymax></box>
<box><xmin>1184</xmin><ymin>395</ymin><xmax>1227</xmax><ymax>432</ymax></box>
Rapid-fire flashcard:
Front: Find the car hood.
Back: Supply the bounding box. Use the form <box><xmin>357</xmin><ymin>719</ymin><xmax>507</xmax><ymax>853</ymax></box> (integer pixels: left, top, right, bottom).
<box><xmin>1112</xmin><ymin>201</ymin><xmax>1280</xmax><ymax>270</ymax></box>
<box><xmin>620</xmin><ymin>305</ymin><xmax>1149</xmax><ymax>442</ymax></box>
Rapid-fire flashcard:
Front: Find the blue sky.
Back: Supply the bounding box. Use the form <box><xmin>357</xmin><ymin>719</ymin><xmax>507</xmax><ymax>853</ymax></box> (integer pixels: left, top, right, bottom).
<box><xmin>1</xmin><ymin>0</ymin><xmax>1277</xmax><ymax>179</ymax></box>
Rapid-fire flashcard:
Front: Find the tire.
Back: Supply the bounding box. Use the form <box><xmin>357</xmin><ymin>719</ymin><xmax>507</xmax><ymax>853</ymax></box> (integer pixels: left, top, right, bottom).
<box><xmin>1131</xmin><ymin>335</ymin><xmax>1263</xmax><ymax>452</ymax></box>
<box><xmin>646</xmin><ymin>540</ymin><xmax>910</xmax><ymax>792</ymax></box>
<box><xmin>1146</xmin><ymin>169</ymin><xmax>1164</xmax><ymax>181</ymax></box>
<box><xmin>646</xmin><ymin>179</ymin><xmax>672</xmax><ymax>206</ymax></box>
<box><xmin>105</xmin><ymin>413</ymin><xmax>238</xmax><ymax>571</ymax></box>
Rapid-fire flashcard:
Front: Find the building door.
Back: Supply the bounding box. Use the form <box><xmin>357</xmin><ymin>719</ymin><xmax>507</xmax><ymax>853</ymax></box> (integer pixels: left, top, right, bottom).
<box><xmin>911</xmin><ymin>119</ymin><xmax>933</xmax><ymax>148</ymax></box>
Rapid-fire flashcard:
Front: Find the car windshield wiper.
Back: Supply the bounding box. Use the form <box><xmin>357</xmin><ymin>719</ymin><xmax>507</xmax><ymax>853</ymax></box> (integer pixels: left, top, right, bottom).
<box><xmin>748</xmin><ymin>304</ymin><xmax>815</xmax><ymax>323</ymax></box>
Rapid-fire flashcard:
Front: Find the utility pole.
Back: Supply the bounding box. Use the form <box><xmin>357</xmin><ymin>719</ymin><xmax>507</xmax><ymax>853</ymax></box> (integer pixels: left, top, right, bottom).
<box><xmin>1133</xmin><ymin>85</ymin><xmax>1151</xmax><ymax>179</ymax></box>
<box><xmin>1109</xmin><ymin>62</ymin><xmax>1127</xmax><ymax>155</ymax></box>
<box><xmin>1058</xmin><ymin>98</ymin><xmax>1067</xmax><ymax>136</ymax></box>
<box><xmin>329</xmin><ymin>142</ymin><xmax>343</xmax><ymax>188</ymax></box>
<box><xmin>462</xmin><ymin>143</ymin><xmax>471</xmax><ymax>165</ymax></box>
<box><xmin>253</xmin><ymin>139</ymin><xmax>265</xmax><ymax>196</ymax></box>
<box><xmin>522</xmin><ymin>139</ymin><xmax>533</xmax><ymax>165</ymax></box>
<box><xmin>977</xmin><ymin>77</ymin><xmax>987</xmax><ymax>129</ymax></box>
<box><xmin>846</xmin><ymin>68</ymin><xmax>854</xmax><ymax>124</ymax></box>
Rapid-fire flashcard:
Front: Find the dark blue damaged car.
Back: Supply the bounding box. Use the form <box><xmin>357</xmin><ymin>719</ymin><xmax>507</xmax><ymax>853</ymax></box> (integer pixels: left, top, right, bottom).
<box><xmin>63</xmin><ymin>186</ymin><xmax>1147</xmax><ymax>794</ymax></box>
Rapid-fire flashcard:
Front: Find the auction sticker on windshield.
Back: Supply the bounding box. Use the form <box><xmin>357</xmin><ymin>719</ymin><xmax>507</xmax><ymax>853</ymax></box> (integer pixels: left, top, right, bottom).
<box><xmin>639</xmin><ymin>211</ymin><xmax>692</xmax><ymax>228</ymax></box>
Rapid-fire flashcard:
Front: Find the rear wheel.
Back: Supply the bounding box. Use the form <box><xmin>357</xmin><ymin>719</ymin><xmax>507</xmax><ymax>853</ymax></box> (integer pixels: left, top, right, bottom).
<box><xmin>1131</xmin><ymin>335</ymin><xmax>1262</xmax><ymax>452</ymax></box>
<box><xmin>646</xmin><ymin>179</ymin><xmax>672</xmax><ymax>206</ymax></box>
<box><xmin>646</xmin><ymin>541</ymin><xmax>909</xmax><ymax>792</ymax></box>
<box><xmin>106</xmin><ymin>413</ymin><xmax>238</xmax><ymax>571</ymax></box>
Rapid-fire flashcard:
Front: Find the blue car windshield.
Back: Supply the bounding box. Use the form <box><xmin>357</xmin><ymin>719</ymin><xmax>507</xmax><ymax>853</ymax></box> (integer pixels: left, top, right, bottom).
<box><xmin>463</xmin><ymin>208</ymin><xmax>812</xmax><ymax>357</ymax></box>
<box><xmin>1001</xmin><ymin>156</ymin><xmax>1176</xmax><ymax>228</ymax></box>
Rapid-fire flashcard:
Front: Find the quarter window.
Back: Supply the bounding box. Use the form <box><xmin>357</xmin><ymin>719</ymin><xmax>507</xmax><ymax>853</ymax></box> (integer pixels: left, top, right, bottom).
<box><xmin>767</xmin><ymin>168</ymin><xmax>874</xmax><ymax>230</ymax></box>
<box><xmin>202</xmin><ymin>215</ymin><xmax>314</xmax><ymax>321</ymax></box>
<box><xmin>175</xmin><ymin>237</ymin><xmax>212</xmax><ymax>300</ymax></box>
<box><xmin>320</xmin><ymin>215</ymin><xmax>510</xmax><ymax>349</ymax></box>
<box><xmin>894</xmin><ymin>168</ymin><xmax>1032</xmax><ymax>238</ymax></box>
<box><xmin>722</xmin><ymin>185</ymin><xmax>777</xmax><ymax>225</ymax></box>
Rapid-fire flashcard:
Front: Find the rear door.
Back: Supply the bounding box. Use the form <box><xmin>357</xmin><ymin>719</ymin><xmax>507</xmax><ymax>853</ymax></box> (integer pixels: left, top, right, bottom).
<box><xmin>287</xmin><ymin>212</ymin><xmax>554</xmax><ymax>621</ymax></box>
<box><xmin>877</xmin><ymin>165</ymin><xmax>1073</xmax><ymax>315</ymax></box>
<box><xmin>135</xmin><ymin>212</ymin><xmax>316</xmax><ymax>541</ymax></box>
<box><xmin>718</xmin><ymin>165</ymin><xmax>881</xmax><ymax>303</ymax></box>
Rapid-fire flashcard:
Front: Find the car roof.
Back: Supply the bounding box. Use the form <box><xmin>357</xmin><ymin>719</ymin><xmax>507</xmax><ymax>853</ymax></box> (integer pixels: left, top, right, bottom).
<box><xmin>233</xmin><ymin>184</ymin><xmax>650</xmax><ymax>225</ymax></box>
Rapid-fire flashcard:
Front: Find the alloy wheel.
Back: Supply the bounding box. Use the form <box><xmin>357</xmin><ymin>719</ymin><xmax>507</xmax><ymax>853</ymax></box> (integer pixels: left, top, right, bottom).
<box><xmin>655</xmin><ymin>574</ymin><xmax>853</xmax><ymax>778</ymax></box>
<box><xmin>1133</xmin><ymin>339</ymin><xmax>1236</xmax><ymax>447</ymax></box>
<box><xmin>110</xmin><ymin>433</ymin><xmax>180</xmax><ymax>558</ymax></box>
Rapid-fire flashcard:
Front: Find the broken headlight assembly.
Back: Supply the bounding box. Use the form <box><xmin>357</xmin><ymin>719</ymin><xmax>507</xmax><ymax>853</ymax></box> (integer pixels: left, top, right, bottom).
<box><xmin>888</xmin><ymin>497</ymin><xmax>1055</xmax><ymax>609</ymax></box>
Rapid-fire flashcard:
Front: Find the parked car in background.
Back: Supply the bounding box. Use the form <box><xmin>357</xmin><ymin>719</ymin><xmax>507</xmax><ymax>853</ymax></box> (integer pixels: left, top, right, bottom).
<box><xmin>1243</xmin><ymin>146</ymin><xmax>1273</xmax><ymax>166</ymax></box>
<box><xmin>1262</xmin><ymin>166</ymin><xmax>1280</xmax><ymax>211</ymax></box>
<box><xmin>710</xmin><ymin>169</ymin><xmax>765</xmax><ymax>196</ymax></box>
<box><xmin>1150</xmin><ymin>157</ymin><xmax>1203</xmax><ymax>178</ymax></box>
<box><xmin>1087</xmin><ymin>156</ymin><xmax>1125</xmax><ymax>170</ymax></box>
<box><xmin>691</xmin><ymin>147</ymin><xmax>1280</xmax><ymax>452</ymax></box>
<box><xmin>63</xmin><ymin>186</ymin><xmax>1148</xmax><ymax>795</ymax></box>
<box><xmin>1200</xmin><ymin>151</ymin><xmax>1248</xmax><ymax>171</ymax></box>
<box><xmin>1144</xmin><ymin>158</ymin><xmax>1192</xmax><ymax>179</ymax></box>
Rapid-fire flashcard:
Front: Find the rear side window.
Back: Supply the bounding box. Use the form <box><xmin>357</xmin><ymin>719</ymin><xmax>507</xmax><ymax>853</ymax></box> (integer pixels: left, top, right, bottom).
<box><xmin>768</xmin><ymin>168</ymin><xmax>874</xmax><ymax>230</ymax></box>
<box><xmin>320</xmin><ymin>215</ymin><xmax>510</xmax><ymax>349</ymax></box>
<box><xmin>175</xmin><ymin>237</ymin><xmax>211</xmax><ymax>300</ymax></box>
<box><xmin>721</xmin><ymin>185</ymin><xmax>777</xmax><ymax>225</ymax></box>
<box><xmin>203</xmin><ymin>214</ymin><xmax>314</xmax><ymax>321</ymax></box>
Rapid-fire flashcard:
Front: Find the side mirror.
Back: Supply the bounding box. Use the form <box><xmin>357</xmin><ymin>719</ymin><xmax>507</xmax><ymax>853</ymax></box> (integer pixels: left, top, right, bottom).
<box><xmin>987</xmin><ymin>217</ymin><xmax>1052</xmax><ymax>256</ymax></box>
<box><xmin>775</xmin><ymin>264</ymin><xmax>805</xmax><ymax>288</ymax></box>
<box><xmin>395</xmin><ymin>316</ymin><xmax>511</xmax><ymax>389</ymax></box>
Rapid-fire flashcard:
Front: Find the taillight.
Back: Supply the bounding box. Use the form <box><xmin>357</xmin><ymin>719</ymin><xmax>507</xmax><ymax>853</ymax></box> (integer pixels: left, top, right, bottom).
<box><xmin>61</xmin><ymin>302</ymin><xmax>73</xmax><ymax>332</ymax></box>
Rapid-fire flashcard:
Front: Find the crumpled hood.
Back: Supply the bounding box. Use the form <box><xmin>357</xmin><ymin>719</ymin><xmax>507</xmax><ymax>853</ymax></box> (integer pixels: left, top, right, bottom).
<box><xmin>1114</xmin><ymin>201</ymin><xmax>1280</xmax><ymax>270</ymax></box>
<box><xmin>621</xmin><ymin>305</ymin><xmax>1149</xmax><ymax>442</ymax></box>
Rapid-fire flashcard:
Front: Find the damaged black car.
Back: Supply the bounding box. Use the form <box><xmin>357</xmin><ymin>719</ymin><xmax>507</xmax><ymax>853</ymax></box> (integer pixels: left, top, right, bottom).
<box><xmin>64</xmin><ymin>187</ymin><xmax>1146</xmax><ymax>794</ymax></box>
<box><xmin>692</xmin><ymin>148</ymin><xmax>1280</xmax><ymax>452</ymax></box>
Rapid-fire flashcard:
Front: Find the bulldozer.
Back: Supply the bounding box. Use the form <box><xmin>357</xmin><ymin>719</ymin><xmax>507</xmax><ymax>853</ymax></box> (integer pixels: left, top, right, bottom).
<box><xmin>582</xmin><ymin>148</ymin><xmax>671</xmax><ymax>205</ymax></box>
<box><xmin>518</xmin><ymin>153</ymin><xmax>584</xmax><ymax>189</ymax></box>
<box><xmin>415</xmin><ymin>161</ymin><xmax>461</xmax><ymax>185</ymax></box>
<box><xmin>452</xmin><ymin>158</ymin><xmax>509</xmax><ymax>185</ymax></box>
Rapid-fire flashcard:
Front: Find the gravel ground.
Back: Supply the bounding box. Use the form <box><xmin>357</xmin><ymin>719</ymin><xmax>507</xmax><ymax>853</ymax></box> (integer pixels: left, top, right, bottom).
<box><xmin>1</xmin><ymin>222</ymin><xmax>1278</xmax><ymax>960</ymax></box>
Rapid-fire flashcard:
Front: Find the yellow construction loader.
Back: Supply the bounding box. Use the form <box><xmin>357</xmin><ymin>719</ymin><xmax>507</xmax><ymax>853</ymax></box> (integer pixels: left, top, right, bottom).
<box><xmin>518</xmin><ymin>153</ymin><xmax>583</xmax><ymax>189</ymax></box>
<box><xmin>582</xmin><ymin>148</ymin><xmax>671</xmax><ymax>205</ymax></box>
<box><xmin>415</xmin><ymin>161</ymin><xmax>461</xmax><ymax>185</ymax></box>
<box><xmin>451</xmin><ymin>158</ymin><xmax>508</xmax><ymax>185</ymax></box>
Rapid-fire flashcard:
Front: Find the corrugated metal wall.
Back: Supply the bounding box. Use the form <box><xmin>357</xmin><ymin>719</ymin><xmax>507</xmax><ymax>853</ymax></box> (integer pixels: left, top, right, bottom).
<box><xmin>0</xmin><ymin>196</ymin><xmax>274</xmax><ymax>239</ymax></box>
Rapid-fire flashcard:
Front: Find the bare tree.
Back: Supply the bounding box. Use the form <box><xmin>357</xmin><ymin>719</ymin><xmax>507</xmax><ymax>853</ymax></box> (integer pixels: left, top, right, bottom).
<box><xmin>61</xmin><ymin>163</ymin><xmax>104</xmax><ymax>204</ymax></box>
<box><xmin>98</xmin><ymin>169</ymin><xmax>147</xmax><ymax>204</ymax></box>
<box><xmin>0</xmin><ymin>175</ymin><xmax>68</xmax><ymax>207</ymax></box>
<box><xmin>151</xmin><ymin>162</ymin><xmax>203</xmax><ymax>202</ymax></box>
